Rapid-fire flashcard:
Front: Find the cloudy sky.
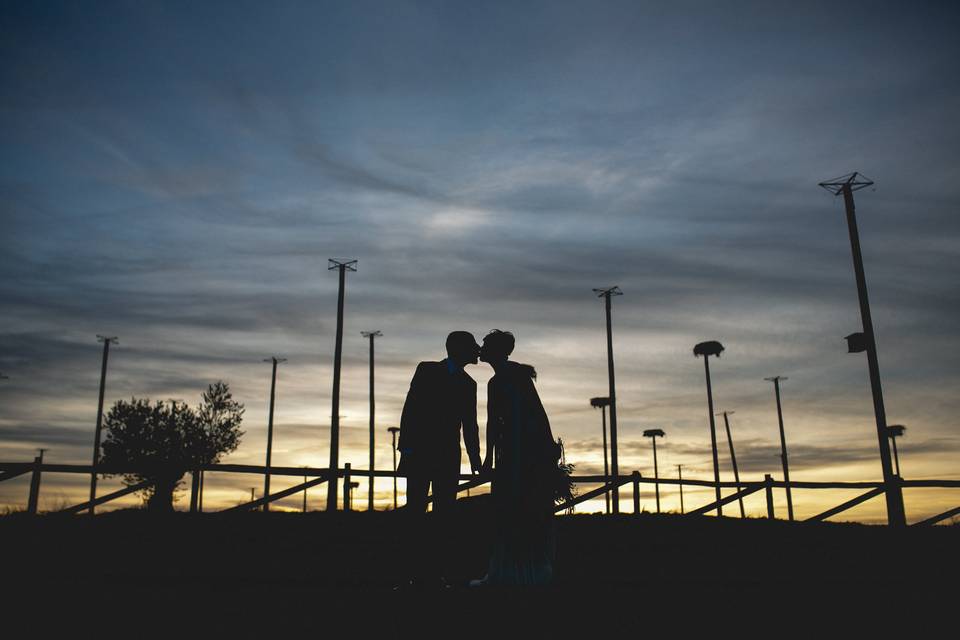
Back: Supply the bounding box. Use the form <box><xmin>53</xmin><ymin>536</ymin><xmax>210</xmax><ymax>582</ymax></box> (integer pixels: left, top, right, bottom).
<box><xmin>1</xmin><ymin>1</ymin><xmax>958</xmax><ymax>521</ymax></box>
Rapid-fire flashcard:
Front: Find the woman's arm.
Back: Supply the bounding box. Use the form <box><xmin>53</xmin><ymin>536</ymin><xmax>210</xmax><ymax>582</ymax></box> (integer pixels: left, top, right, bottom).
<box><xmin>482</xmin><ymin>379</ymin><xmax>498</xmax><ymax>472</ymax></box>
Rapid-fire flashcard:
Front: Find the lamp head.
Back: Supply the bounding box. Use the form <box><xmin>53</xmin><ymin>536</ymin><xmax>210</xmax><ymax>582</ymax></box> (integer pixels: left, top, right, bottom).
<box><xmin>693</xmin><ymin>341</ymin><xmax>724</xmax><ymax>358</ymax></box>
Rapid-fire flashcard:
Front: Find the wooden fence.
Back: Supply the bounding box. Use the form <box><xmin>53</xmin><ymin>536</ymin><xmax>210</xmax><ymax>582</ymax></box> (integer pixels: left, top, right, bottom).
<box><xmin>2</xmin><ymin>459</ymin><xmax>958</xmax><ymax>526</ymax></box>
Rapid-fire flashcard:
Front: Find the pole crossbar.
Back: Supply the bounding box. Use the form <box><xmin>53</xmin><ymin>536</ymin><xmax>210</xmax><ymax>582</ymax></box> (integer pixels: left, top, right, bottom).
<box><xmin>901</xmin><ymin>479</ymin><xmax>960</xmax><ymax>488</ymax></box>
<box><xmin>687</xmin><ymin>485</ymin><xmax>763</xmax><ymax>517</ymax></box>
<box><xmin>0</xmin><ymin>469</ymin><xmax>31</xmax><ymax>483</ymax></box>
<box><xmin>554</xmin><ymin>477</ymin><xmax>632</xmax><ymax>513</ymax></box>
<box><xmin>911</xmin><ymin>505</ymin><xmax>960</xmax><ymax>527</ymax></box>
<box><xmin>56</xmin><ymin>479</ymin><xmax>154</xmax><ymax>515</ymax></box>
<box><xmin>806</xmin><ymin>487</ymin><xmax>885</xmax><ymax>522</ymax></box>
<box><xmin>425</xmin><ymin>476</ymin><xmax>490</xmax><ymax>504</ymax></box>
<box><xmin>222</xmin><ymin>474</ymin><xmax>331</xmax><ymax>513</ymax></box>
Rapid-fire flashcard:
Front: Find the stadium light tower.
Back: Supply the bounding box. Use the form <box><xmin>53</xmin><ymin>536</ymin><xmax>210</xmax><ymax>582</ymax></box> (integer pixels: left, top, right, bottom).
<box><xmin>642</xmin><ymin>429</ymin><xmax>666</xmax><ymax>513</ymax></box>
<box><xmin>592</xmin><ymin>286</ymin><xmax>623</xmax><ymax>513</ymax></box>
<box><xmin>262</xmin><ymin>356</ymin><xmax>286</xmax><ymax>512</ymax></box>
<box><xmin>327</xmin><ymin>259</ymin><xmax>357</xmax><ymax>511</ymax></box>
<box><xmin>89</xmin><ymin>335</ymin><xmax>118</xmax><ymax>516</ymax></box>
<box><xmin>362</xmin><ymin>330</ymin><xmax>382</xmax><ymax>511</ymax></box>
<box><xmin>387</xmin><ymin>426</ymin><xmax>400</xmax><ymax>509</ymax></box>
<box><xmin>694</xmin><ymin>340</ymin><xmax>724</xmax><ymax>516</ymax></box>
<box><xmin>590</xmin><ymin>396</ymin><xmax>612</xmax><ymax>514</ymax></box>
<box><xmin>819</xmin><ymin>173</ymin><xmax>905</xmax><ymax>527</ymax></box>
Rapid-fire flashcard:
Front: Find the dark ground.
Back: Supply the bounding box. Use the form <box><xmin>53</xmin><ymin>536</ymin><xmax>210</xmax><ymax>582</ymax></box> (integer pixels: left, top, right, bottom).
<box><xmin>2</xmin><ymin>496</ymin><xmax>956</xmax><ymax>634</ymax></box>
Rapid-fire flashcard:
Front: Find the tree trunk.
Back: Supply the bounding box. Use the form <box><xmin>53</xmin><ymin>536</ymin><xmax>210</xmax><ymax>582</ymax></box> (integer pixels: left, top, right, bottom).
<box><xmin>147</xmin><ymin>475</ymin><xmax>180</xmax><ymax>512</ymax></box>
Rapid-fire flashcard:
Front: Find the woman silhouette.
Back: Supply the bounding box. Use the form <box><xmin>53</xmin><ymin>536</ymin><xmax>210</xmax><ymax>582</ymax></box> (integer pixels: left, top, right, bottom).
<box><xmin>473</xmin><ymin>330</ymin><xmax>567</xmax><ymax>586</ymax></box>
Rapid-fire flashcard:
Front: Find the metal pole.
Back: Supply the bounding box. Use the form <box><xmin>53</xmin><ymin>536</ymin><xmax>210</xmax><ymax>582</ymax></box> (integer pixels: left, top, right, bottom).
<box><xmin>703</xmin><ymin>356</ymin><xmax>722</xmax><ymax>516</ymax></box>
<box><xmin>362</xmin><ymin>331</ymin><xmax>382</xmax><ymax>512</ymax></box>
<box><xmin>765</xmin><ymin>474</ymin><xmax>775</xmax><ymax>519</ymax></box>
<box><xmin>766</xmin><ymin>377</ymin><xmax>794</xmax><ymax>521</ymax></box>
<box><xmin>678</xmin><ymin>465</ymin><xmax>684</xmax><ymax>514</ymax></box>
<box><xmin>27</xmin><ymin>455</ymin><xmax>42</xmax><ymax>515</ymax></box>
<box><xmin>198</xmin><ymin>470</ymin><xmax>204</xmax><ymax>512</ymax></box>
<box><xmin>303</xmin><ymin>469</ymin><xmax>308</xmax><ymax>512</ymax></box>
<box><xmin>388</xmin><ymin>427</ymin><xmax>400</xmax><ymax>509</ymax></box>
<box><xmin>89</xmin><ymin>335</ymin><xmax>117</xmax><ymax>516</ymax></box>
<box><xmin>593</xmin><ymin>287</ymin><xmax>622</xmax><ymax>514</ymax></box>
<box><xmin>890</xmin><ymin>434</ymin><xmax>901</xmax><ymax>477</ymax></box>
<box><xmin>343</xmin><ymin>463</ymin><xmax>352</xmax><ymax>512</ymax></box>
<box><xmin>590</xmin><ymin>397</ymin><xmax>611</xmax><ymax>514</ymax></box>
<box><xmin>327</xmin><ymin>259</ymin><xmax>356</xmax><ymax>512</ymax></box>
<box><xmin>720</xmin><ymin>411</ymin><xmax>745</xmax><ymax>518</ymax></box>
<box><xmin>821</xmin><ymin>175</ymin><xmax>905</xmax><ymax>527</ymax></box>
<box><xmin>632</xmin><ymin>471</ymin><xmax>640</xmax><ymax>514</ymax></box>
<box><xmin>190</xmin><ymin>469</ymin><xmax>200</xmax><ymax>513</ymax></box>
<box><xmin>652</xmin><ymin>437</ymin><xmax>660</xmax><ymax>513</ymax></box>
<box><xmin>263</xmin><ymin>357</ymin><xmax>285</xmax><ymax>512</ymax></box>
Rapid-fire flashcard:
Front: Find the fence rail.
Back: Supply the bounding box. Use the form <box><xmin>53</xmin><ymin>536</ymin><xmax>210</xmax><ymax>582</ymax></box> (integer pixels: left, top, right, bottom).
<box><xmin>1</xmin><ymin>461</ymin><xmax>957</xmax><ymax>526</ymax></box>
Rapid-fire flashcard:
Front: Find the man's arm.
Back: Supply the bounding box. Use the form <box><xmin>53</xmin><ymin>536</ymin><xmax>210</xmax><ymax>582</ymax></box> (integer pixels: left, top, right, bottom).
<box><xmin>462</xmin><ymin>378</ymin><xmax>481</xmax><ymax>474</ymax></box>
<box><xmin>398</xmin><ymin>363</ymin><xmax>428</xmax><ymax>455</ymax></box>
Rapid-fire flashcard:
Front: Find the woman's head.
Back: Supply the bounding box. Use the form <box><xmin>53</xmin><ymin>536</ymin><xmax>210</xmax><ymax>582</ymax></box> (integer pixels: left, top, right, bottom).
<box><xmin>480</xmin><ymin>329</ymin><xmax>514</xmax><ymax>364</ymax></box>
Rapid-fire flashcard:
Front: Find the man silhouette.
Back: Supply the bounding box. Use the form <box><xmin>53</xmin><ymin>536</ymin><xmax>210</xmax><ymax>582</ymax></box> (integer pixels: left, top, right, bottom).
<box><xmin>397</xmin><ymin>331</ymin><xmax>482</xmax><ymax>587</ymax></box>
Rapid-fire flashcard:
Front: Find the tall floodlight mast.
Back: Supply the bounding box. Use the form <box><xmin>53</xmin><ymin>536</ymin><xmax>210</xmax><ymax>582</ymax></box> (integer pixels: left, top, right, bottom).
<box><xmin>693</xmin><ymin>340</ymin><xmax>725</xmax><ymax>516</ymax></box>
<box><xmin>590</xmin><ymin>396</ymin><xmax>612</xmax><ymax>514</ymax></box>
<box><xmin>327</xmin><ymin>259</ymin><xmax>357</xmax><ymax>511</ymax></box>
<box><xmin>887</xmin><ymin>424</ymin><xmax>906</xmax><ymax>477</ymax></box>
<box><xmin>717</xmin><ymin>411</ymin><xmax>745</xmax><ymax>518</ymax></box>
<box><xmin>262</xmin><ymin>356</ymin><xmax>286</xmax><ymax>512</ymax></box>
<box><xmin>592</xmin><ymin>286</ymin><xmax>623</xmax><ymax>513</ymax></box>
<box><xmin>819</xmin><ymin>173</ymin><xmax>905</xmax><ymax>527</ymax></box>
<box><xmin>642</xmin><ymin>429</ymin><xmax>666</xmax><ymax>513</ymax></box>
<box><xmin>362</xmin><ymin>330</ymin><xmax>382</xmax><ymax>511</ymax></box>
<box><xmin>89</xmin><ymin>335</ymin><xmax>118</xmax><ymax>516</ymax></box>
<box><xmin>764</xmin><ymin>376</ymin><xmax>794</xmax><ymax>521</ymax></box>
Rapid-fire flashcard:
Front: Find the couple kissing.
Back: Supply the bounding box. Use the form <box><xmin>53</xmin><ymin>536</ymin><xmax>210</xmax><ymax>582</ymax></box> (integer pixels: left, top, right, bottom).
<box><xmin>397</xmin><ymin>330</ymin><xmax>572</xmax><ymax>588</ymax></box>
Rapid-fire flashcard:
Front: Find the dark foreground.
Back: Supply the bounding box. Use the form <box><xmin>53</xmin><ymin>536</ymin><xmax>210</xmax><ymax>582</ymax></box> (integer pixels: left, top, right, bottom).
<box><xmin>2</xmin><ymin>499</ymin><xmax>956</xmax><ymax>633</ymax></box>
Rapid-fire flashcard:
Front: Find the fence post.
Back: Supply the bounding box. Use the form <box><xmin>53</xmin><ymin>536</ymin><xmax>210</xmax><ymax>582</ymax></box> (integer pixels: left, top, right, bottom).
<box><xmin>189</xmin><ymin>469</ymin><xmax>200</xmax><ymax>513</ymax></box>
<box><xmin>27</xmin><ymin>456</ymin><xmax>42</xmax><ymax>515</ymax></box>
<box><xmin>342</xmin><ymin>463</ymin><xmax>351</xmax><ymax>512</ymax></box>
<box><xmin>632</xmin><ymin>471</ymin><xmax>641</xmax><ymax>514</ymax></box>
<box><xmin>765</xmin><ymin>474</ymin><xmax>775</xmax><ymax>519</ymax></box>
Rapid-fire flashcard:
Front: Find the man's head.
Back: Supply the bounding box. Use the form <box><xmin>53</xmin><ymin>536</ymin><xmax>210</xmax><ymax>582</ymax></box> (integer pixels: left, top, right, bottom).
<box><xmin>446</xmin><ymin>331</ymin><xmax>480</xmax><ymax>366</ymax></box>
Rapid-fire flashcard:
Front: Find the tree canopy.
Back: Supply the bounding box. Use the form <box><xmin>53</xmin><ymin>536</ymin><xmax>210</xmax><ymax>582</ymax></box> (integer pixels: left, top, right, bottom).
<box><xmin>100</xmin><ymin>381</ymin><xmax>244</xmax><ymax>511</ymax></box>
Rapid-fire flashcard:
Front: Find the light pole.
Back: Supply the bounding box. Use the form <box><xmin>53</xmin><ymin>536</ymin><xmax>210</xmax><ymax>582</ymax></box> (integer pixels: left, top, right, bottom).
<box><xmin>590</xmin><ymin>396</ymin><xmax>611</xmax><ymax>514</ymax></box>
<box><xmin>694</xmin><ymin>340</ymin><xmax>724</xmax><ymax>516</ymax></box>
<box><xmin>388</xmin><ymin>427</ymin><xmax>400</xmax><ymax>509</ymax></box>
<box><xmin>262</xmin><ymin>357</ymin><xmax>286</xmax><ymax>512</ymax></box>
<box><xmin>362</xmin><ymin>330</ymin><xmax>382</xmax><ymax>512</ymax></box>
<box><xmin>888</xmin><ymin>424</ymin><xmax>906</xmax><ymax>477</ymax></box>
<box><xmin>327</xmin><ymin>259</ymin><xmax>357</xmax><ymax>512</ymax></box>
<box><xmin>348</xmin><ymin>481</ymin><xmax>360</xmax><ymax>511</ymax></box>
<box><xmin>677</xmin><ymin>464</ymin><xmax>684</xmax><ymax>514</ymax></box>
<box><xmin>764</xmin><ymin>376</ymin><xmax>794</xmax><ymax>521</ymax></box>
<box><xmin>820</xmin><ymin>172</ymin><xmax>905</xmax><ymax>527</ymax></box>
<box><xmin>89</xmin><ymin>335</ymin><xmax>117</xmax><ymax>516</ymax></box>
<box><xmin>593</xmin><ymin>286</ymin><xmax>623</xmax><ymax>513</ymax></box>
<box><xmin>718</xmin><ymin>411</ymin><xmax>745</xmax><ymax>518</ymax></box>
<box><xmin>643</xmin><ymin>429</ymin><xmax>665</xmax><ymax>513</ymax></box>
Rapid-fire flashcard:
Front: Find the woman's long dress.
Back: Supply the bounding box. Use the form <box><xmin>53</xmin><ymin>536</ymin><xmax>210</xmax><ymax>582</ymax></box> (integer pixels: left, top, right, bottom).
<box><xmin>486</xmin><ymin>361</ymin><xmax>559</xmax><ymax>585</ymax></box>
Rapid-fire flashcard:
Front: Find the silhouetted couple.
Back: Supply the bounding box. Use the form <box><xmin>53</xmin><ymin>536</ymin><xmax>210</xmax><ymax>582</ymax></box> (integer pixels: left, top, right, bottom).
<box><xmin>397</xmin><ymin>330</ymin><xmax>566</xmax><ymax>589</ymax></box>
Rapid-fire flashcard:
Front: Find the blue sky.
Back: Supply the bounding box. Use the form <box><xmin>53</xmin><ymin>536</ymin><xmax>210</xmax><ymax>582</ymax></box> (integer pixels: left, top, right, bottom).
<box><xmin>1</xmin><ymin>1</ymin><xmax>959</xmax><ymax>519</ymax></box>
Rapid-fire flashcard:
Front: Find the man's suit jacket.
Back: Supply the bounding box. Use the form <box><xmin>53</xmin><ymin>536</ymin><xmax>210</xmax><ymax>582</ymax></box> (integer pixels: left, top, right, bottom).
<box><xmin>397</xmin><ymin>360</ymin><xmax>480</xmax><ymax>476</ymax></box>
